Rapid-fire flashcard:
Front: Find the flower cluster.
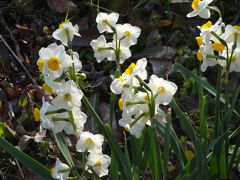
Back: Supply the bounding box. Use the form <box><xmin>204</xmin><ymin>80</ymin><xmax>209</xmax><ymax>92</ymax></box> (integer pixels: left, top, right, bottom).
<box><xmin>187</xmin><ymin>1</ymin><xmax>240</xmax><ymax>73</ymax></box>
<box><xmin>36</xmin><ymin>20</ymin><xmax>110</xmax><ymax>179</ymax></box>
<box><xmin>90</xmin><ymin>12</ymin><xmax>141</xmax><ymax>64</ymax></box>
<box><xmin>110</xmin><ymin>58</ymin><xmax>177</xmax><ymax>138</ymax></box>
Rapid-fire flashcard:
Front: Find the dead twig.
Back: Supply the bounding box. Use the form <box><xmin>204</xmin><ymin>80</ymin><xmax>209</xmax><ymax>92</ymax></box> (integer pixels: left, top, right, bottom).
<box><xmin>0</xmin><ymin>10</ymin><xmax>37</xmax><ymax>85</ymax></box>
<box><xmin>0</xmin><ymin>35</ymin><xmax>37</xmax><ymax>85</ymax></box>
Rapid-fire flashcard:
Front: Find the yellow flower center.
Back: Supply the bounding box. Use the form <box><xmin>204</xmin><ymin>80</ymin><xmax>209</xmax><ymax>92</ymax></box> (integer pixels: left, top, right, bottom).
<box><xmin>233</xmin><ymin>26</ymin><xmax>240</xmax><ymax>31</ymax></box>
<box><xmin>157</xmin><ymin>86</ymin><xmax>166</xmax><ymax>94</ymax></box>
<box><xmin>59</xmin><ymin>22</ymin><xmax>68</xmax><ymax>28</ymax></box>
<box><xmin>212</xmin><ymin>42</ymin><xmax>225</xmax><ymax>52</ymax></box>
<box><xmin>118</xmin><ymin>77</ymin><xmax>125</xmax><ymax>82</ymax></box>
<box><xmin>123</xmin><ymin>31</ymin><xmax>131</xmax><ymax>38</ymax></box>
<box><xmin>102</xmin><ymin>20</ymin><xmax>108</xmax><ymax>25</ymax></box>
<box><xmin>37</xmin><ymin>60</ymin><xmax>44</xmax><ymax>72</ymax></box>
<box><xmin>85</xmin><ymin>138</ymin><xmax>94</xmax><ymax>147</ymax></box>
<box><xmin>64</xmin><ymin>93</ymin><xmax>72</xmax><ymax>101</ymax></box>
<box><xmin>196</xmin><ymin>36</ymin><xmax>203</xmax><ymax>46</ymax></box>
<box><xmin>50</xmin><ymin>168</ymin><xmax>54</xmax><ymax>175</ymax></box>
<box><xmin>47</xmin><ymin>57</ymin><xmax>60</xmax><ymax>71</ymax></box>
<box><xmin>123</xmin><ymin>63</ymin><xmax>136</xmax><ymax>75</ymax></box>
<box><xmin>124</xmin><ymin>126</ymin><xmax>130</xmax><ymax>132</ymax></box>
<box><xmin>33</xmin><ymin>108</ymin><xmax>40</xmax><ymax>122</ymax></box>
<box><xmin>42</xmin><ymin>83</ymin><xmax>53</xmax><ymax>94</ymax></box>
<box><xmin>201</xmin><ymin>21</ymin><xmax>212</xmax><ymax>29</ymax></box>
<box><xmin>94</xmin><ymin>161</ymin><xmax>102</xmax><ymax>168</ymax></box>
<box><xmin>197</xmin><ymin>50</ymin><xmax>203</xmax><ymax>61</ymax></box>
<box><xmin>191</xmin><ymin>0</ymin><xmax>201</xmax><ymax>10</ymax></box>
<box><xmin>118</xmin><ymin>98</ymin><xmax>123</xmax><ymax>111</ymax></box>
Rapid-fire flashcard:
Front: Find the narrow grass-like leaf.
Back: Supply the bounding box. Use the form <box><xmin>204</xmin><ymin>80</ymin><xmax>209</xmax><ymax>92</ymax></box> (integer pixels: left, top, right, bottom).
<box><xmin>0</xmin><ymin>137</ymin><xmax>54</xmax><ymax>180</ymax></box>
<box><xmin>170</xmin><ymin>99</ymin><xmax>197</xmax><ymax>143</ymax></box>
<box><xmin>174</xmin><ymin>63</ymin><xmax>240</xmax><ymax>118</ymax></box>
<box><xmin>147</xmin><ymin>127</ymin><xmax>163</xmax><ymax>180</ymax></box>
<box><xmin>156</xmin><ymin>121</ymin><xmax>187</xmax><ymax>170</ymax></box>
<box><xmin>162</xmin><ymin>110</ymin><xmax>171</xmax><ymax>180</ymax></box>
<box><xmin>109</xmin><ymin>151</ymin><xmax>119</xmax><ymax>180</ymax></box>
<box><xmin>54</xmin><ymin>132</ymin><xmax>74</xmax><ymax>167</ymax></box>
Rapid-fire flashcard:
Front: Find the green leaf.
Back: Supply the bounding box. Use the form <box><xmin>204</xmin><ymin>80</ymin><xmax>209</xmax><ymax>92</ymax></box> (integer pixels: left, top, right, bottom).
<box><xmin>109</xmin><ymin>151</ymin><xmax>119</xmax><ymax>180</ymax></box>
<box><xmin>54</xmin><ymin>132</ymin><xmax>74</xmax><ymax>167</ymax></box>
<box><xmin>170</xmin><ymin>99</ymin><xmax>197</xmax><ymax>143</ymax></box>
<box><xmin>146</xmin><ymin>127</ymin><xmax>163</xmax><ymax>180</ymax></box>
<box><xmin>18</xmin><ymin>94</ymin><xmax>28</xmax><ymax>107</ymax></box>
<box><xmin>162</xmin><ymin>110</ymin><xmax>171</xmax><ymax>180</ymax></box>
<box><xmin>0</xmin><ymin>137</ymin><xmax>54</xmax><ymax>179</ymax></box>
<box><xmin>174</xmin><ymin>63</ymin><xmax>240</xmax><ymax>118</ymax></box>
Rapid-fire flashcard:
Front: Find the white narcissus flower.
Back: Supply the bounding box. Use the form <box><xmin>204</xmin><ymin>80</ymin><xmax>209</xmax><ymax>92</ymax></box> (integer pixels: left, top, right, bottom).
<box><xmin>219</xmin><ymin>48</ymin><xmax>240</xmax><ymax>73</ymax></box>
<box><xmin>119</xmin><ymin>111</ymin><xmax>150</xmax><ymax>139</ymax></box>
<box><xmin>76</xmin><ymin>131</ymin><xmax>104</xmax><ymax>153</ymax></box>
<box><xmin>52</xmin><ymin>80</ymin><xmax>83</xmax><ymax>109</ymax></box>
<box><xmin>198</xmin><ymin>42</ymin><xmax>217</xmax><ymax>72</ymax></box>
<box><xmin>148</xmin><ymin>75</ymin><xmax>177</xmax><ymax>105</ymax></box>
<box><xmin>51</xmin><ymin>158</ymin><xmax>70</xmax><ymax>180</ymax></box>
<box><xmin>43</xmin><ymin>75</ymin><xmax>65</xmax><ymax>94</ymax></box>
<box><xmin>187</xmin><ymin>0</ymin><xmax>213</xmax><ymax>19</ymax></box>
<box><xmin>114</xmin><ymin>23</ymin><xmax>141</xmax><ymax>47</ymax></box>
<box><xmin>40</xmin><ymin>98</ymin><xmax>66</xmax><ymax>134</ymax></box>
<box><xmin>85</xmin><ymin>152</ymin><xmax>111</xmax><ymax>177</ymax></box>
<box><xmin>63</xmin><ymin>108</ymin><xmax>87</xmax><ymax>134</ymax></box>
<box><xmin>108</xmin><ymin>40</ymin><xmax>131</xmax><ymax>64</ymax></box>
<box><xmin>52</xmin><ymin>21</ymin><xmax>81</xmax><ymax>46</ymax></box>
<box><xmin>110</xmin><ymin>58</ymin><xmax>147</xmax><ymax>94</ymax></box>
<box><xmin>37</xmin><ymin>43</ymin><xmax>73</xmax><ymax>76</ymax></box>
<box><xmin>220</xmin><ymin>25</ymin><xmax>240</xmax><ymax>43</ymax></box>
<box><xmin>96</xmin><ymin>12</ymin><xmax>119</xmax><ymax>33</ymax></box>
<box><xmin>90</xmin><ymin>35</ymin><xmax>113</xmax><ymax>63</ymax></box>
<box><xmin>199</xmin><ymin>19</ymin><xmax>223</xmax><ymax>43</ymax></box>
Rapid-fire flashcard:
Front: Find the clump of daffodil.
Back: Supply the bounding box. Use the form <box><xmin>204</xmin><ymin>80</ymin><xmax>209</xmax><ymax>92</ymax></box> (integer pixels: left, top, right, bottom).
<box><xmin>111</xmin><ymin>59</ymin><xmax>177</xmax><ymax>138</ymax></box>
<box><xmin>90</xmin><ymin>12</ymin><xmax>141</xmax><ymax>65</ymax></box>
<box><xmin>37</xmin><ymin>17</ymin><xmax>112</xmax><ymax>179</ymax></box>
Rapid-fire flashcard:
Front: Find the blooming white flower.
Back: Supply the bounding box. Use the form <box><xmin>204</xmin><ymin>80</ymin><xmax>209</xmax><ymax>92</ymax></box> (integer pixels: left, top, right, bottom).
<box><xmin>90</xmin><ymin>35</ymin><xmax>113</xmax><ymax>63</ymax></box>
<box><xmin>96</xmin><ymin>12</ymin><xmax>119</xmax><ymax>33</ymax></box>
<box><xmin>37</xmin><ymin>43</ymin><xmax>73</xmax><ymax>76</ymax></box>
<box><xmin>85</xmin><ymin>152</ymin><xmax>111</xmax><ymax>177</ymax></box>
<box><xmin>114</xmin><ymin>23</ymin><xmax>141</xmax><ymax>47</ymax></box>
<box><xmin>148</xmin><ymin>75</ymin><xmax>177</xmax><ymax>105</ymax></box>
<box><xmin>76</xmin><ymin>131</ymin><xmax>104</xmax><ymax>153</ymax></box>
<box><xmin>40</xmin><ymin>98</ymin><xmax>66</xmax><ymax>134</ymax></box>
<box><xmin>52</xmin><ymin>80</ymin><xmax>83</xmax><ymax>109</ymax></box>
<box><xmin>43</xmin><ymin>76</ymin><xmax>65</xmax><ymax>94</ymax></box>
<box><xmin>108</xmin><ymin>40</ymin><xmax>131</xmax><ymax>64</ymax></box>
<box><xmin>52</xmin><ymin>21</ymin><xmax>81</xmax><ymax>46</ymax></box>
<box><xmin>219</xmin><ymin>48</ymin><xmax>240</xmax><ymax>73</ymax></box>
<box><xmin>198</xmin><ymin>19</ymin><xmax>223</xmax><ymax>43</ymax></box>
<box><xmin>119</xmin><ymin>111</ymin><xmax>150</xmax><ymax>138</ymax></box>
<box><xmin>72</xmin><ymin>51</ymin><xmax>82</xmax><ymax>72</ymax></box>
<box><xmin>110</xmin><ymin>58</ymin><xmax>147</xmax><ymax>94</ymax></box>
<box><xmin>187</xmin><ymin>0</ymin><xmax>214</xmax><ymax>19</ymax></box>
<box><xmin>63</xmin><ymin>107</ymin><xmax>87</xmax><ymax>135</ymax></box>
<box><xmin>220</xmin><ymin>25</ymin><xmax>240</xmax><ymax>43</ymax></box>
<box><xmin>51</xmin><ymin>158</ymin><xmax>70</xmax><ymax>180</ymax></box>
<box><xmin>198</xmin><ymin>42</ymin><xmax>217</xmax><ymax>72</ymax></box>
